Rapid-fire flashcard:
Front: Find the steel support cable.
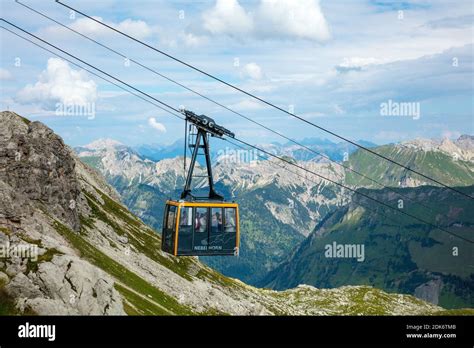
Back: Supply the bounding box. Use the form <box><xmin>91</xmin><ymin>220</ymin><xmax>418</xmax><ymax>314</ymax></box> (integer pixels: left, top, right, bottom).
<box><xmin>54</xmin><ymin>0</ymin><xmax>474</xmax><ymax>200</ymax></box>
<box><xmin>14</xmin><ymin>0</ymin><xmax>451</xmax><ymax>217</ymax></box>
<box><xmin>3</xmin><ymin>21</ymin><xmax>471</xmax><ymax>244</ymax></box>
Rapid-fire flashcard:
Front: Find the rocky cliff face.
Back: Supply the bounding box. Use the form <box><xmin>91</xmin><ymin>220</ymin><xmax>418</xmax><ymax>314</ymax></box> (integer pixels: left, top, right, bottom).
<box><xmin>0</xmin><ymin>112</ymin><xmax>81</xmax><ymax>231</ymax></box>
<box><xmin>0</xmin><ymin>111</ymin><xmax>122</xmax><ymax>314</ymax></box>
<box><xmin>0</xmin><ymin>111</ymin><xmax>467</xmax><ymax>316</ymax></box>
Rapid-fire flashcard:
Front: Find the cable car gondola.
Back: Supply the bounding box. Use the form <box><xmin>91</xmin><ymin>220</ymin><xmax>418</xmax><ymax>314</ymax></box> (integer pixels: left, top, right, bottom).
<box><xmin>161</xmin><ymin>110</ymin><xmax>240</xmax><ymax>256</ymax></box>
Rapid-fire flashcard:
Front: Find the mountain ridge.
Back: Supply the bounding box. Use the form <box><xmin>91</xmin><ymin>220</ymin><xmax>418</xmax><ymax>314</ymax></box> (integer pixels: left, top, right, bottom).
<box><xmin>3</xmin><ymin>110</ymin><xmax>465</xmax><ymax>315</ymax></box>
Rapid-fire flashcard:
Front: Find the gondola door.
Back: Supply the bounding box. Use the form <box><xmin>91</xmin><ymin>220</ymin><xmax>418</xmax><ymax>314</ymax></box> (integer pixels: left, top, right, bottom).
<box><xmin>162</xmin><ymin>204</ymin><xmax>177</xmax><ymax>254</ymax></box>
<box><xmin>193</xmin><ymin>207</ymin><xmax>209</xmax><ymax>252</ymax></box>
<box><xmin>177</xmin><ymin>206</ymin><xmax>193</xmax><ymax>253</ymax></box>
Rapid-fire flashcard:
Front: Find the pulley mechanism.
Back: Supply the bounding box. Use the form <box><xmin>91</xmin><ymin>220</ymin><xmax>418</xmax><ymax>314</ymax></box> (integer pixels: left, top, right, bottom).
<box><xmin>180</xmin><ymin>110</ymin><xmax>234</xmax><ymax>201</ymax></box>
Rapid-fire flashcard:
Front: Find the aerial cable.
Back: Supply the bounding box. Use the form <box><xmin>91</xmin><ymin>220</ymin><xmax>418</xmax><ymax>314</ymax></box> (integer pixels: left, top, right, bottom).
<box><xmin>14</xmin><ymin>0</ymin><xmax>449</xmax><ymax>216</ymax></box>
<box><xmin>3</xmin><ymin>21</ymin><xmax>471</xmax><ymax>244</ymax></box>
<box><xmin>54</xmin><ymin>0</ymin><xmax>474</xmax><ymax>200</ymax></box>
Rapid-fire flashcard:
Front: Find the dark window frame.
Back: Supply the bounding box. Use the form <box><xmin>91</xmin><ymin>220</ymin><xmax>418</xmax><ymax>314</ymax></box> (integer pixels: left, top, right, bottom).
<box><xmin>167</xmin><ymin>205</ymin><xmax>177</xmax><ymax>231</ymax></box>
<box><xmin>224</xmin><ymin>207</ymin><xmax>237</xmax><ymax>233</ymax></box>
<box><xmin>210</xmin><ymin>207</ymin><xmax>224</xmax><ymax>234</ymax></box>
<box><xmin>195</xmin><ymin>207</ymin><xmax>209</xmax><ymax>234</ymax></box>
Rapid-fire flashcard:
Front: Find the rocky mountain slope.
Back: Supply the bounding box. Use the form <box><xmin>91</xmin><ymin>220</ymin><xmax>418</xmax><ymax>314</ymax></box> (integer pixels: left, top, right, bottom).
<box><xmin>402</xmin><ymin>135</ymin><xmax>474</xmax><ymax>161</ymax></box>
<box><xmin>1</xmin><ymin>110</ymin><xmax>466</xmax><ymax>315</ymax></box>
<box><xmin>260</xmin><ymin>185</ymin><xmax>474</xmax><ymax>309</ymax></box>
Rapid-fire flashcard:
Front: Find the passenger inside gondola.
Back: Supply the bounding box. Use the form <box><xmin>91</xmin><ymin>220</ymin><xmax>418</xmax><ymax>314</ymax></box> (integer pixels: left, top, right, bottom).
<box><xmin>225</xmin><ymin>208</ymin><xmax>236</xmax><ymax>232</ymax></box>
<box><xmin>195</xmin><ymin>209</ymin><xmax>208</xmax><ymax>232</ymax></box>
<box><xmin>211</xmin><ymin>211</ymin><xmax>223</xmax><ymax>233</ymax></box>
<box><xmin>167</xmin><ymin>208</ymin><xmax>176</xmax><ymax>230</ymax></box>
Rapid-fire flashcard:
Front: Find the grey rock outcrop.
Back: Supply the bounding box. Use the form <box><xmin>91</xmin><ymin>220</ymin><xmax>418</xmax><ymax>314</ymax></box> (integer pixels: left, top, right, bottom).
<box><xmin>0</xmin><ymin>111</ymin><xmax>81</xmax><ymax>232</ymax></box>
<box><xmin>0</xmin><ymin>111</ymin><xmax>124</xmax><ymax>315</ymax></box>
<box><xmin>414</xmin><ymin>278</ymin><xmax>443</xmax><ymax>305</ymax></box>
<box><xmin>6</xmin><ymin>255</ymin><xmax>123</xmax><ymax>315</ymax></box>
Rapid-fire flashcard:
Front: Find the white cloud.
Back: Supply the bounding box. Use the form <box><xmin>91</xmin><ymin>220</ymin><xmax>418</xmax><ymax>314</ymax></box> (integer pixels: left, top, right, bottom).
<box><xmin>197</xmin><ymin>0</ymin><xmax>330</xmax><ymax>42</ymax></box>
<box><xmin>0</xmin><ymin>68</ymin><xmax>12</xmax><ymax>80</ymax></box>
<box><xmin>16</xmin><ymin>58</ymin><xmax>97</xmax><ymax>108</ymax></box>
<box><xmin>257</xmin><ymin>0</ymin><xmax>330</xmax><ymax>41</ymax></box>
<box><xmin>241</xmin><ymin>63</ymin><xmax>264</xmax><ymax>80</ymax></box>
<box><xmin>148</xmin><ymin>117</ymin><xmax>167</xmax><ymax>133</ymax></box>
<box><xmin>202</xmin><ymin>0</ymin><xmax>254</xmax><ymax>37</ymax></box>
<box><xmin>325</xmin><ymin>44</ymin><xmax>474</xmax><ymax>113</ymax></box>
<box><xmin>424</xmin><ymin>15</ymin><xmax>474</xmax><ymax>29</ymax></box>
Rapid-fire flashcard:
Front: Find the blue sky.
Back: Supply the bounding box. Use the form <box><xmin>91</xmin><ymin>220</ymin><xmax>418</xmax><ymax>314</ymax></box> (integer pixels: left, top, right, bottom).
<box><xmin>1</xmin><ymin>0</ymin><xmax>473</xmax><ymax>147</ymax></box>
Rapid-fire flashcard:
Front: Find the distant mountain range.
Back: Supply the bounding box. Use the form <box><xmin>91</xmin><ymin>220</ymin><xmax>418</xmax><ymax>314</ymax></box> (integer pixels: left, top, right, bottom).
<box><xmin>133</xmin><ymin>137</ymin><xmax>377</xmax><ymax>163</ymax></box>
<box><xmin>133</xmin><ymin>139</ymin><xmax>185</xmax><ymax>162</ymax></box>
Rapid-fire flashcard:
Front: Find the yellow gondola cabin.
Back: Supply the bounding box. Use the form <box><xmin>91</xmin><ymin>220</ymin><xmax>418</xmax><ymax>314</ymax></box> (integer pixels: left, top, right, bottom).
<box><xmin>162</xmin><ymin>200</ymin><xmax>239</xmax><ymax>256</ymax></box>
